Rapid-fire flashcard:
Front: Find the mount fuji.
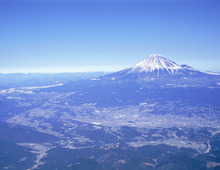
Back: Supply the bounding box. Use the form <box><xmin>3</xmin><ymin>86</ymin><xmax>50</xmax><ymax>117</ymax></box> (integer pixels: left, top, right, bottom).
<box><xmin>130</xmin><ymin>54</ymin><xmax>199</xmax><ymax>76</ymax></box>
<box><xmin>100</xmin><ymin>54</ymin><xmax>220</xmax><ymax>88</ymax></box>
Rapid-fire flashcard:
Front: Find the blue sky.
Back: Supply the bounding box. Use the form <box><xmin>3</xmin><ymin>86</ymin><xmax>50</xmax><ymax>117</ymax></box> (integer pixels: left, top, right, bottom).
<box><xmin>0</xmin><ymin>0</ymin><xmax>220</xmax><ymax>73</ymax></box>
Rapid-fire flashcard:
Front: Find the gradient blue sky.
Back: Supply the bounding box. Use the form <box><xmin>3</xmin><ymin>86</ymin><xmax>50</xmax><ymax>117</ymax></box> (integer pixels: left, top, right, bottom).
<box><xmin>0</xmin><ymin>0</ymin><xmax>220</xmax><ymax>73</ymax></box>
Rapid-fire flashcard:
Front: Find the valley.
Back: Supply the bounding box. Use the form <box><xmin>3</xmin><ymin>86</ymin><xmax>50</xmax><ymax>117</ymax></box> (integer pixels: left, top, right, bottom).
<box><xmin>0</xmin><ymin>55</ymin><xmax>220</xmax><ymax>169</ymax></box>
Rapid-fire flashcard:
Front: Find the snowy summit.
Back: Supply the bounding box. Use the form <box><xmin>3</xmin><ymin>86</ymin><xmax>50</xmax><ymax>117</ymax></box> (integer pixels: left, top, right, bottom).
<box><xmin>131</xmin><ymin>54</ymin><xmax>182</xmax><ymax>74</ymax></box>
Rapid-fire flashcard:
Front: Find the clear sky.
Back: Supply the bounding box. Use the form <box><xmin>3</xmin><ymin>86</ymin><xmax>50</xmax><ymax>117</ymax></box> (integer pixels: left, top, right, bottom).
<box><xmin>0</xmin><ymin>0</ymin><xmax>220</xmax><ymax>73</ymax></box>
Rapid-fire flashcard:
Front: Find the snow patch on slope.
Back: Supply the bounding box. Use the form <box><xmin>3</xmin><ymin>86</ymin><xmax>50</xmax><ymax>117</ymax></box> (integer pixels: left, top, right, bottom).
<box><xmin>205</xmin><ymin>72</ymin><xmax>220</xmax><ymax>75</ymax></box>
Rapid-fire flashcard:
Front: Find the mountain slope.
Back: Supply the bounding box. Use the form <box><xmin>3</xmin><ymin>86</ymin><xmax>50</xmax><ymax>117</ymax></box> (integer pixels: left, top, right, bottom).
<box><xmin>99</xmin><ymin>54</ymin><xmax>220</xmax><ymax>88</ymax></box>
<box><xmin>104</xmin><ymin>54</ymin><xmax>210</xmax><ymax>78</ymax></box>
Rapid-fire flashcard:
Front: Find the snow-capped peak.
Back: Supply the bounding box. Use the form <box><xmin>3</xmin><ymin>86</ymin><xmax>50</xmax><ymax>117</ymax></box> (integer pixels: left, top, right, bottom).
<box><xmin>131</xmin><ymin>54</ymin><xmax>182</xmax><ymax>74</ymax></box>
